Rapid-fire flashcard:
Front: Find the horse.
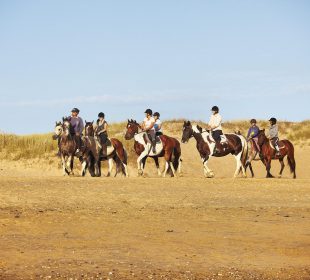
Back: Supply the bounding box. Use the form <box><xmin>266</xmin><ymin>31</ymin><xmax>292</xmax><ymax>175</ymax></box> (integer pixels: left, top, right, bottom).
<box><xmin>84</xmin><ymin>121</ymin><xmax>129</xmax><ymax>177</ymax></box>
<box><xmin>181</xmin><ymin>121</ymin><xmax>247</xmax><ymax>178</ymax></box>
<box><xmin>124</xmin><ymin>119</ymin><xmax>182</xmax><ymax>177</ymax></box>
<box><xmin>253</xmin><ymin>129</ymin><xmax>296</xmax><ymax>178</ymax></box>
<box><xmin>53</xmin><ymin>119</ymin><xmax>100</xmax><ymax>177</ymax></box>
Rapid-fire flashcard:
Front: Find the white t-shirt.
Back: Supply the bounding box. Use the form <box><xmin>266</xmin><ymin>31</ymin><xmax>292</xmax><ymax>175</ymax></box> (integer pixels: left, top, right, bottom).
<box><xmin>208</xmin><ymin>113</ymin><xmax>222</xmax><ymax>131</ymax></box>
<box><xmin>154</xmin><ymin>119</ymin><xmax>162</xmax><ymax>132</ymax></box>
<box><xmin>144</xmin><ymin>117</ymin><xmax>155</xmax><ymax>131</ymax></box>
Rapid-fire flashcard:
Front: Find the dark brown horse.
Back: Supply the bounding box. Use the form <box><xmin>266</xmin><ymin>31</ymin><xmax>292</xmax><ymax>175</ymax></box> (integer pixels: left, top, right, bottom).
<box><xmin>256</xmin><ymin>129</ymin><xmax>296</xmax><ymax>178</ymax></box>
<box><xmin>84</xmin><ymin>121</ymin><xmax>128</xmax><ymax>177</ymax></box>
<box><xmin>124</xmin><ymin>119</ymin><xmax>182</xmax><ymax>177</ymax></box>
<box><xmin>181</xmin><ymin>121</ymin><xmax>247</xmax><ymax>178</ymax></box>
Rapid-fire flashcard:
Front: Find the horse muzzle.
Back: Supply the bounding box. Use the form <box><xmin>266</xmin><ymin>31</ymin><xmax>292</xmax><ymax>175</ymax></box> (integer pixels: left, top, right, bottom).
<box><xmin>52</xmin><ymin>134</ymin><xmax>58</xmax><ymax>140</ymax></box>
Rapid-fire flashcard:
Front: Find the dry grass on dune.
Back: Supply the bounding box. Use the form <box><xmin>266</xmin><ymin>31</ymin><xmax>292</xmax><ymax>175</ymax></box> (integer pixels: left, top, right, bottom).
<box><xmin>0</xmin><ymin>119</ymin><xmax>309</xmax><ymax>162</ymax></box>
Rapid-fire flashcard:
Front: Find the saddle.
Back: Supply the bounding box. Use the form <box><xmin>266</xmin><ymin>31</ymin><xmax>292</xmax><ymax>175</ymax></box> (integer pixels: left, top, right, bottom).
<box><xmin>250</xmin><ymin>138</ymin><xmax>260</xmax><ymax>152</ymax></box>
<box><xmin>144</xmin><ymin>134</ymin><xmax>161</xmax><ymax>144</ymax></box>
<box><xmin>208</xmin><ymin>133</ymin><xmax>228</xmax><ymax>144</ymax></box>
<box><xmin>269</xmin><ymin>140</ymin><xmax>285</xmax><ymax>150</ymax></box>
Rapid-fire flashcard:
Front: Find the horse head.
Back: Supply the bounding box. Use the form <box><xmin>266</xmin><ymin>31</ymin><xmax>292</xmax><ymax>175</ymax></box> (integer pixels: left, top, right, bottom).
<box><xmin>125</xmin><ymin>119</ymin><xmax>140</xmax><ymax>140</ymax></box>
<box><xmin>53</xmin><ymin>121</ymin><xmax>64</xmax><ymax>139</ymax></box>
<box><xmin>85</xmin><ymin>120</ymin><xmax>94</xmax><ymax>136</ymax></box>
<box><xmin>181</xmin><ymin>121</ymin><xmax>193</xmax><ymax>143</ymax></box>
<box><xmin>257</xmin><ymin>129</ymin><xmax>267</xmax><ymax>146</ymax></box>
<box><xmin>62</xmin><ymin>117</ymin><xmax>73</xmax><ymax>136</ymax></box>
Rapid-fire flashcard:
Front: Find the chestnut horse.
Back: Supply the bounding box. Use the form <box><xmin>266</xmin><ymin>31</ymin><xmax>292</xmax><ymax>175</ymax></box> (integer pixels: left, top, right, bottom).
<box><xmin>84</xmin><ymin>121</ymin><xmax>129</xmax><ymax>177</ymax></box>
<box><xmin>181</xmin><ymin>121</ymin><xmax>247</xmax><ymax>178</ymax></box>
<box><xmin>255</xmin><ymin>129</ymin><xmax>296</xmax><ymax>178</ymax></box>
<box><xmin>124</xmin><ymin>119</ymin><xmax>182</xmax><ymax>177</ymax></box>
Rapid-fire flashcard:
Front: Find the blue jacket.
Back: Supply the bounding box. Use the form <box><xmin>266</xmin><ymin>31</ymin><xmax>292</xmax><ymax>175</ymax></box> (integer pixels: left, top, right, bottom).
<box><xmin>247</xmin><ymin>126</ymin><xmax>259</xmax><ymax>139</ymax></box>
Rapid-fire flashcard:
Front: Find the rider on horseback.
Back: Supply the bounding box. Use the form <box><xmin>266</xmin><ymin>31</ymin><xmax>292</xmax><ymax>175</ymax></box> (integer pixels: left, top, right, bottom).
<box><xmin>153</xmin><ymin>112</ymin><xmax>163</xmax><ymax>136</ymax></box>
<box><xmin>142</xmin><ymin>109</ymin><xmax>156</xmax><ymax>154</ymax></box>
<box><xmin>95</xmin><ymin>112</ymin><xmax>110</xmax><ymax>158</ymax></box>
<box><xmin>269</xmin><ymin>117</ymin><xmax>281</xmax><ymax>156</ymax></box>
<box><xmin>247</xmin><ymin>119</ymin><xmax>260</xmax><ymax>152</ymax></box>
<box><xmin>68</xmin><ymin>108</ymin><xmax>84</xmax><ymax>156</ymax></box>
<box><xmin>208</xmin><ymin>106</ymin><xmax>224</xmax><ymax>154</ymax></box>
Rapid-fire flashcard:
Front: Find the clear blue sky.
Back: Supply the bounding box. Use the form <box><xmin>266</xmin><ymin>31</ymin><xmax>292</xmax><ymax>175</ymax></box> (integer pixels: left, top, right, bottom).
<box><xmin>0</xmin><ymin>0</ymin><xmax>309</xmax><ymax>134</ymax></box>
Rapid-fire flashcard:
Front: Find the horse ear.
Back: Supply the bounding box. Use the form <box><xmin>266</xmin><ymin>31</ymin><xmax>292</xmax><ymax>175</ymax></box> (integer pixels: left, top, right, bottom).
<box><xmin>62</xmin><ymin>117</ymin><xmax>65</xmax><ymax>122</ymax></box>
<box><xmin>92</xmin><ymin>120</ymin><xmax>94</xmax><ymax>124</ymax></box>
<box><xmin>187</xmin><ymin>121</ymin><xmax>191</xmax><ymax>125</ymax></box>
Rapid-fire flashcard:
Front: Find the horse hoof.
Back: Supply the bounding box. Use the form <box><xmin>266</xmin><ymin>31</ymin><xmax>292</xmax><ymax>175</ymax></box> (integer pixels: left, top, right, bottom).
<box><xmin>138</xmin><ymin>169</ymin><xmax>143</xmax><ymax>176</ymax></box>
<box><xmin>278</xmin><ymin>174</ymin><xmax>282</xmax><ymax>178</ymax></box>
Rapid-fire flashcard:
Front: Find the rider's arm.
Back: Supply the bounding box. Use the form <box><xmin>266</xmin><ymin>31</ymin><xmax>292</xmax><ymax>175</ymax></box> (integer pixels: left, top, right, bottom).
<box><xmin>210</xmin><ymin>115</ymin><xmax>221</xmax><ymax>130</ymax></box>
<box><xmin>78</xmin><ymin>118</ymin><xmax>84</xmax><ymax>134</ymax></box>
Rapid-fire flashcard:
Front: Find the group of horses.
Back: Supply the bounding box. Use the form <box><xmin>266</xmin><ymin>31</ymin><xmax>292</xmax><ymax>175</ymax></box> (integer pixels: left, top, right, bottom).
<box><xmin>53</xmin><ymin>119</ymin><xmax>296</xmax><ymax>179</ymax></box>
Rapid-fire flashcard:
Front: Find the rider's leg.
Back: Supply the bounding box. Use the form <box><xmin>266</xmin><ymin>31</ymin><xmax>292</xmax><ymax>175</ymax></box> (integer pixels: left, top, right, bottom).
<box><xmin>149</xmin><ymin>130</ymin><xmax>156</xmax><ymax>153</ymax></box>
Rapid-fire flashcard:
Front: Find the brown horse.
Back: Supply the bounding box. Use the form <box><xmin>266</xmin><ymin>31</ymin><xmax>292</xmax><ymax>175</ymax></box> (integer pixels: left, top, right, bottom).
<box><xmin>124</xmin><ymin>119</ymin><xmax>182</xmax><ymax>177</ymax></box>
<box><xmin>53</xmin><ymin>119</ymin><xmax>100</xmax><ymax>177</ymax></box>
<box><xmin>181</xmin><ymin>121</ymin><xmax>247</xmax><ymax>178</ymax></box>
<box><xmin>256</xmin><ymin>129</ymin><xmax>296</xmax><ymax>178</ymax></box>
<box><xmin>84</xmin><ymin>121</ymin><xmax>128</xmax><ymax>177</ymax></box>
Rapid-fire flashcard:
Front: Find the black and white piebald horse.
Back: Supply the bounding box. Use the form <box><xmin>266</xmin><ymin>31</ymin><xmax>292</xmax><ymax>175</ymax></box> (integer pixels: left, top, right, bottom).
<box><xmin>125</xmin><ymin>119</ymin><xmax>182</xmax><ymax>177</ymax></box>
<box><xmin>181</xmin><ymin>121</ymin><xmax>247</xmax><ymax>178</ymax></box>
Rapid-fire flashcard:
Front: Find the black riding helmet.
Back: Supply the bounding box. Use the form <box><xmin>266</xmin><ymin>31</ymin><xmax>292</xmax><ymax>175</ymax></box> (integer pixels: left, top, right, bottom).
<box><xmin>71</xmin><ymin>108</ymin><xmax>80</xmax><ymax>113</ymax></box>
<box><xmin>269</xmin><ymin>117</ymin><xmax>277</xmax><ymax>125</ymax></box>
<box><xmin>153</xmin><ymin>112</ymin><xmax>160</xmax><ymax>118</ymax></box>
<box><xmin>250</xmin><ymin>119</ymin><xmax>257</xmax><ymax>124</ymax></box>
<box><xmin>211</xmin><ymin>106</ymin><xmax>219</xmax><ymax>113</ymax></box>
<box><xmin>98</xmin><ymin>112</ymin><xmax>105</xmax><ymax>118</ymax></box>
<box><xmin>144</xmin><ymin>108</ymin><xmax>153</xmax><ymax>115</ymax></box>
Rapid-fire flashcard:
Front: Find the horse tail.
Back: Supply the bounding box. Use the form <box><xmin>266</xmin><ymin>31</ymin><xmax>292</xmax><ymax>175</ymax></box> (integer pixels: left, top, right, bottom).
<box><xmin>172</xmin><ymin>140</ymin><xmax>182</xmax><ymax>173</ymax></box>
<box><xmin>285</xmin><ymin>140</ymin><xmax>296</xmax><ymax>178</ymax></box>
<box><xmin>238</xmin><ymin>134</ymin><xmax>248</xmax><ymax>167</ymax></box>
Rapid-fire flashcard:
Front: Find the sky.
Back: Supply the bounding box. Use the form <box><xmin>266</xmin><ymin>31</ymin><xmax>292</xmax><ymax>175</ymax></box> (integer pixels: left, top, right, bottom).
<box><xmin>0</xmin><ymin>0</ymin><xmax>309</xmax><ymax>134</ymax></box>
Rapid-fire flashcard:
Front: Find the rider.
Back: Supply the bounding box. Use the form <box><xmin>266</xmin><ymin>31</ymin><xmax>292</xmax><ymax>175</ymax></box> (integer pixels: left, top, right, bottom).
<box><xmin>269</xmin><ymin>117</ymin><xmax>280</xmax><ymax>156</ymax></box>
<box><xmin>153</xmin><ymin>112</ymin><xmax>163</xmax><ymax>136</ymax></box>
<box><xmin>247</xmin><ymin>119</ymin><xmax>260</xmax><ymax>152</ymax></box>
<box><xmin>142</xmin><ymin>109</ymin><xmax>156</xmax><ymax>153</ymax></box>
<box><xmin>68</xmin><ymin>108</ymin><xmax>84</xmax><ymax>156</ymax></box>
<box><xmin>208</xmin><ymin>106</ymin><xmax>224</xmax><ymax>154</ymax></box>
<box><xmin>95</xmin><ymin>112</ymin><xmax>109</xmax><ymax>157</ymax></box>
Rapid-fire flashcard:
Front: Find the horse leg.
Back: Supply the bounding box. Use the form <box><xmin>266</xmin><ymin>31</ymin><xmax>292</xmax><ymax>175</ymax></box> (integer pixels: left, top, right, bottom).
<box><xmin>163</xmin><ymin>161</ymin><xmax>170</xmax><ymax>177</ymax></box>
<box><xmin>178</xmin><ymin>157</ymin><xmax>183</xmax><ymax>176</ymax></box>
<box><xmin>265</xmin><ymin>158</ymin><xmax>273</xmax><ymax>178</ymax></box>
<box><xmin>61</xmin><ymin>154</ymin><xmax>68</xmax><ymax>176</ymax></box>
<box><xmin>97</xmin><ymin>161</ymin><xmax>102</xmax><ymax>177</ymax></box>
<box><xmin>247</xmin><ymin>162</ymin><xmax>255</xmax><ymax>178</ymax></box>
<box><xmin>169</xmin><ymin>162</ymin><xmax>176</xmax><ymax>177</ymax></box>
<box><xmin>201</xmin><ymin>157</ymin><xmax>214</xmax><ymax>178</ymax></box>
<box><xmin>66</xmin><ymin>155</ymin><xmax>74</xmax><ymax>175</ymax></box>
<box><xmin>278</xmin><ymin>158</ymin><xmax>285</xmax><ymax>178</ymax></box>
<box><xmin>137</xmin><ymin>152</ymin><xmax>148</xmax><ymax>176</ymax></box>
<box><xmin>122</xmin><ymin>162</ymin><xmax>129</xmax><ymax>177</ymax></box>
<box><xmin>107</xmin><ymin>158</ymin><xmax>113</xmax><ymax>177</ymax></box>
<box><xmin>234</xmin><ymin>152</ymin><xmax>246</xmax><ymax>178</ymax></box>
<box><xmin>81</xmin><ymin>159</ymin><xmax>87</xmax><ymax>176</ymax></box>
<box><xmin>153</xmin><ymin>157</ymin><xmax>161</xmax><ymax>176</ymax></box>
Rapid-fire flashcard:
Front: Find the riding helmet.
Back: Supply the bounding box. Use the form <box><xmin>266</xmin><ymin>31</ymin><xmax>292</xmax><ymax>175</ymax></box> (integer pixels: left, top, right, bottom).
<box><xmin>211</xmin><ymin>106</ymin><xmax>219</xmax><ymax>113</ymax></box>
<box><xmin>71</xmin><ymin>108</ymin><xmax>80</xmax><ymax>113</ymax></box>
<box><xmin>153</xmin><ymin>112</ymin><xmax>160</xmax><ymax>117</ymax></box>
<box><xmin>144</xmin><ymin>109</ymin><xmax>153</xmax><ymax>115</ymax></box>
<box><xmin>269</xmin><ymin>117</ymin><xmax>277</xmax><ymax>124</ymax></box>
<box><xmin>250</xmin><ymin>119</ymin><xmax>257</xmax><ymax>124</ymax></box>
<box><xmin>98</xmin><ymin>112</ymin><xmax>105</xmax><ymax>118</ymax></box>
